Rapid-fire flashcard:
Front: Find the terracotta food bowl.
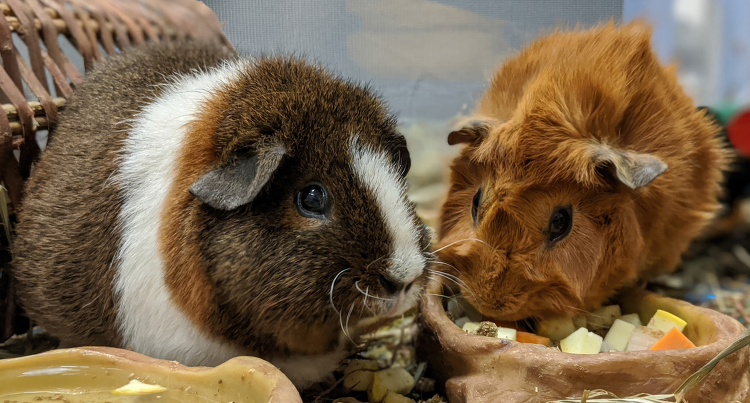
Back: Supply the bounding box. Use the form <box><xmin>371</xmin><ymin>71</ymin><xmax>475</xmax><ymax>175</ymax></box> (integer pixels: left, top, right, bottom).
<box><xmin>417</xmin><ymin>284</ymin><xmax>750</xmax><ymax>403</ymax></box>
<box><xmin>0</xmin><ymin>346</ymin><xmax>302</xmax><ymax>402</ymax></box>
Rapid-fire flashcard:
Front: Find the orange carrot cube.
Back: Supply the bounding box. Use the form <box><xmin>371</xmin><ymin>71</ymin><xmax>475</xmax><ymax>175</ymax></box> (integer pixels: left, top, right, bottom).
<box><xmin>648</xmin><ymin>327</ymin><xmax>696</xmax><ymax>351</ymax></box>
<box><xmin>516</xmin><ymin>331</ymin><xmax>551</xmax><ymax>346</ymax></box>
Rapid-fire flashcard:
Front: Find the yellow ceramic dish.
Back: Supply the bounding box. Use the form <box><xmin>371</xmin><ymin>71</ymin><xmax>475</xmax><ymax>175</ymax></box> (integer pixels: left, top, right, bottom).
<box><xmin>0</xmin><ymin>346</ymin><xmax>302</xmax><ymax>402</ymax></box>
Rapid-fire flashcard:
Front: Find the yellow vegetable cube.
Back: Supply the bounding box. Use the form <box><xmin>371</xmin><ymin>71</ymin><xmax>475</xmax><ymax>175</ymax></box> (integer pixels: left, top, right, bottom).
<box><xmin>368</xmin><ymin>367</ymin><xmax>415</xmax><ymax>403</ymax></box>
<box><xmin>344</xmin><ymin>369</ymin><xmax>374</xmax><ymax>391</ymax></box>
<box><xmin>647</xmin><ymin>309</ymin><xmax>687</xmax><ymax>334</ymax></box>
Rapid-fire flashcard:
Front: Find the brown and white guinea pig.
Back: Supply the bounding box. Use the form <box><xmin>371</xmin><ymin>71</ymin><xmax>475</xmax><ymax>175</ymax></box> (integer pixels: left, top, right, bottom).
<box><xmin>9</xmin><ymin>39</ymin><xmax>430</xmax><ymax>387</ymax></box>
<box><xmin>435</xmin><ymin>21</ymin><xmax>729</xmax><ymax>322</ymax></box>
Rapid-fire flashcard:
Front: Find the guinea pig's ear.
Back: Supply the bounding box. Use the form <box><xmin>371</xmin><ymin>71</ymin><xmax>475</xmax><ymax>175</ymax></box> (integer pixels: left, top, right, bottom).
<box><xmin>590</xmin><ymin>144</ymin><xmax>667</xmax><ymax>189</ymax></box>
<box><xmin>189</xmin><ymin>144</ymin><xmax>287</xmax><ymax>210</ymax></box>
<box><xmin>448</xmin><ymin>121</ymin><xmax>490</xmax><ymax>146</ymax></box>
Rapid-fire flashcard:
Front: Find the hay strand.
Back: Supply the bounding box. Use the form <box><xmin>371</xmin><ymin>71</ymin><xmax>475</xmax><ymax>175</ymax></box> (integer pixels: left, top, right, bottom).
<box><xmin>0</xmin><ymin>182</ymin><xmax>11</xmax><ymax>243</ymax></box>
<box><xmin>673</xmin><ymin>325</ymin><xmax>750</xmax><ymax>402</ymax></box>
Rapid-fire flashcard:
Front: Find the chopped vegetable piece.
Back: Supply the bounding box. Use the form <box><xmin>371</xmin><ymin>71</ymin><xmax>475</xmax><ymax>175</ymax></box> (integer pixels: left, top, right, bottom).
<box><xmin>537</xmin><ymin>316</ymin><xmax>576</xmax><ymax>341</ymax></box>
<box><xmin>647</xmin><ymin>309</ymin><xmax>687</xmax><ymax>334</ymax></box>
<box><xmin>618</xmin><ymin>313</ymin><xmax>642</xmax><ymax>327</ymax></box>
<box><xmin>369</xmin><ymin>367</ymin><xmax>416</xmax><ymax>403</ymax></box>
<box><xmin>496</xmin><ymin>326</ymin><xmax>517</xmax><ymax>341</ymax></box>
<box><xmin>345</xmin><ymin>359</ymin><xmax>380</xmax><ymax>376</ymax></box>
<box><xmin>603</xmin><ymin>319</ymin><xmax>636</xmax><ymax>351</ymax></box>
<box><xmin>586</xmin><ymin>305</ymin><xmax>622</xmax><ymax>331</ymax></box>
<box><xmin>560</xmin><ymin>327</ymin><xmax>603</xmax><ymax>354</ymax></box>
<box><xmin>462</xmin><ymin>322</ymin><xmax>480</xmax><ymax>334</ymax></box>
<box><xmin>516</xmin><ymin>331</ymin><xmax>550</xmax><ymax>346</ymax></box>
<box><xmin>344</xmin><ymin>369</ymin><xmax>375</xmax><ymax>391</ymax></box>
<box><xmin>649</xmin><ymin>327</ymin><xmax>696</xmax><ymax>351</ymax></box>
<box><xmin>454</xmin><ymin>317</ymin><xmax>471</xmax><ymax>329</ymax></box>
<box><xmin>481</xmin><ymin>316</ymin><xmax>522</xmax><ymax>330</ymax></box>
<box><xmin>475</xmin><ymin>321</ymin><xmax>498</xmax><ymax>337</ymax></box>
<box><xmin>626</xmin><ymin>326</ymin><xmax>665</xmax><ymax>351</ymax></box>
<box><xmin>600</xmin><ymin>341</ymin><xmax>616</xmax><ymax>353</ymax></box>
<box><xmin>111</xmin><ymin>379</ymin><xmax>167</xmax><ymax>396</ymax></box>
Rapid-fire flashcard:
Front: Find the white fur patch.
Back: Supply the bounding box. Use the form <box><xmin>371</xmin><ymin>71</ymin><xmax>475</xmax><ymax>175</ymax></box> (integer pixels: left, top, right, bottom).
<box><xmin>349</xmin><ymin>136</ymin><xmax>426</xmax><ymax>286</ymax></box>
<box><xmin>271</xmin><ymin>332</ymin><xmax>351</xmax><ymax>389</ymax></box>
<box><xmin>113</xmin><ymin>61</ymin><xmax>249</xmax><ymax>366</ymax></box>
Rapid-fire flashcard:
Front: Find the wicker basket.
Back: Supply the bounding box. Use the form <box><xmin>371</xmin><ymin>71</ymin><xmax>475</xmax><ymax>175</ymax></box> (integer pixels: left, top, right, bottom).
<box><xmin>0</xmin><ymin>0</ymin><xmax>230</xmax><ymax>341</ymax></box>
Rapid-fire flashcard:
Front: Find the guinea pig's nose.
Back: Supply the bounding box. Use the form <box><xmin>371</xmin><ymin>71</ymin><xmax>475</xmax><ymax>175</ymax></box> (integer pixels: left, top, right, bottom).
<box><xmin>379</xmin><ymin>274</ymin><xmax>401</xmax><ymax>295</ymax></box>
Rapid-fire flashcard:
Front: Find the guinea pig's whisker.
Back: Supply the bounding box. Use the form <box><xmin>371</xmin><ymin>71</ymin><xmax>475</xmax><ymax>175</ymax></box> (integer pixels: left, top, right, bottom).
<box><xmin>431</xmin><ymin>238</ymin><xmax>490</xmax><ymax>254</ymax></box>
<box><xmin>355</xmin><ymin>280</ymin><xmax>394</xmax><ymax>301</ymax></box>
<box><xmin>429</xmin><ymin>260</ymin><xmax>465</xmax><ymax>275</ymax></box>
<box><xmin>344</xmin><ymin>303</ymin><xmax>356</xmax><ymax>345</ymax></box>
<box><xmin>330</xmin><ymin>268</ymin><xmax>352</xmax><ymax>317</ymax></box>
<box><xmin>426</xmin><ymin>269</ymin><xmax>483</xmax><ymax>303</ymax></box>
<box><xmin>424</xmin><ymin>279</ymin><xmax>453</xmax><ymax>299</ymax></box>
<box><xmin>426</xmin><ymin>269</ymin><xmax>472</xmax><ymax>292</ymax></box>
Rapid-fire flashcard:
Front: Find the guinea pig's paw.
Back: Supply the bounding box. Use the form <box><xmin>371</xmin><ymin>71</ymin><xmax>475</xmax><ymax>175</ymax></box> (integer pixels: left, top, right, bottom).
<box><xmin>270</xmin><ymin>342</ymin><xmax>350</xmax><ymax>390</ymax></box>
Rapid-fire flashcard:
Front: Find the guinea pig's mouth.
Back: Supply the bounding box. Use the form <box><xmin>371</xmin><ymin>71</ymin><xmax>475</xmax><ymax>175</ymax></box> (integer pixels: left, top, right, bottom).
<box><xmin>352</xmin><ymin>276</ymin><xmax>427</xmax><ymax>320</ymax></box>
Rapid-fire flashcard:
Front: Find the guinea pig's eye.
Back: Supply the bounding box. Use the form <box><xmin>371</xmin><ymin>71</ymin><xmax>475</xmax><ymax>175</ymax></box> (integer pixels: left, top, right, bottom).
<box><xmin>296</xmin><ymin>183</ymin><xmax>329</xmax><ymax>218</ymax></box>
<box><xmin>547</xmin><ymin>205</ymin><xmax>573</xmax><ymax>245</ymax></box>
<box><xmin>471</xmin><ymin>187</ymin><xmax>482</xmax><ymax>224</ymax></box>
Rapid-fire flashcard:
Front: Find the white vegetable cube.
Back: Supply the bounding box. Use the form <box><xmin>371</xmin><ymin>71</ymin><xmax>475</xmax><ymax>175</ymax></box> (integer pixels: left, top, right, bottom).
<box><xmin>626</xmin><ymin>326</ymin><xmax>665</xmax><ymax>351</ymax></box>
<box><xmin>368</xmin><ymin>367</ymin><xmax>416</xmax><ymax>403</ymax></box>
<box><xmin>600</xmin><ymin>341</ymin><xmax>616</xmax><ymax>353</ymax></box>
<box><xmin>586</xmin><ymin>305</ymin><xmax>622</xmax><ymax>330</ymax></box>
<box><xmin>560</xmin><ymin>327</ymin><xmax>603</xmax><ymax>354</ymax></box>
<box><xmin>462</xmin><ymin>322</ymin><xmax>481</xmax><ymax>334</ymax></box>
<box><xmin>537</xmin><ymin>316</ymin><xmax>576</xmax><ymax>341</ymax></box>
<box><xmin>618</xmin><ymin>313</ymin><xmax>642</xmax><ymax>327</ymax></box>
<box><xmin>454</xmin><ymin>317</ymin><xmax>471</xmax><ymax>329</ymax></box>
<box><xmin>647</xmin><ymin>309</ymin><xmax>687</xmax><ymax>334</ymax></box>
<box><xmin>496</xmin><ymin>326</ymin><xmax>517</xmax><ymax>341</ymax></box>
<box><xmin>603</xmin><ymin>319</ymin><xmax>636</xmax><ymax>351</ymax></box>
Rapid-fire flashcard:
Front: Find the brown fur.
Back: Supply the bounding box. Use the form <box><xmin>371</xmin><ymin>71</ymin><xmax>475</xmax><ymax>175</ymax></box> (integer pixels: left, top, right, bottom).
<box><xmin>436</xmin><ymin>21</ymin><xmax>730</xmax><ymax>321</ymax></box>
<box><xmin>159</xmin><ymin>97</ymin><xmax>220</xmax><ymax>338</ymax></box>
<box><xmin>10</xmin><ymin>39</ymin><xmax>429</xmax><ymax>363</ymax></box>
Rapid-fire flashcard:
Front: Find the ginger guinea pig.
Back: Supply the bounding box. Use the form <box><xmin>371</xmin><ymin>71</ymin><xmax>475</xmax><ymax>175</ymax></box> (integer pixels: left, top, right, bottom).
<box><xmin>435</xmin><ymin>22</ymin><xmax>729</xmax><ymax>322</ymax></box>
<box><xmin>10</xmin><ymin>40</ymin><xmax>429</xmax><ymax>387</ymax></box>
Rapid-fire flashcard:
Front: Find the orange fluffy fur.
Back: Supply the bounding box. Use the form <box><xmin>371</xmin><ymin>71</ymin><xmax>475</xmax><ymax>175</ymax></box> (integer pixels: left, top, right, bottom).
<box><xmin>436</xmin><ymin>21</ymin><xmax>730</xmax><ymax>321</ymax></box>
